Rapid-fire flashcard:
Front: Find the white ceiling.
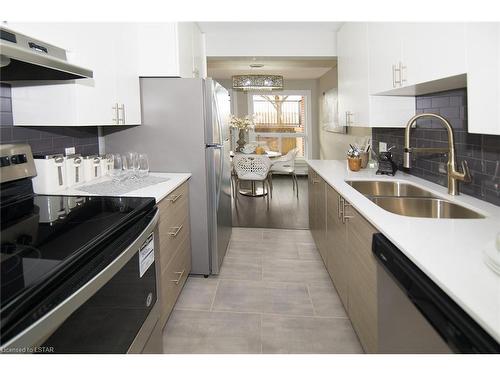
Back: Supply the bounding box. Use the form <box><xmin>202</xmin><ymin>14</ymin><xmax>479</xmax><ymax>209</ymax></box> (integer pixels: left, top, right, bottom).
<box><xmin>207</xmin><ymin>58</ymin><xmax>337</xmax><ymax>80</ymax></box>
<box><xmin>197</xmin><ymin>22</ymin><xmax>343</xmax><ymax>34</ymax></box>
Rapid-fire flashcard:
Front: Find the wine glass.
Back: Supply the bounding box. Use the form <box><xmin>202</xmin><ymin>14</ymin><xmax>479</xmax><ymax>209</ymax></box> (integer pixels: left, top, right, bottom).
<box><xmin>138</xmin><ymin>154</ymin><xmax>149</xmax><ymax>178</ymax></box>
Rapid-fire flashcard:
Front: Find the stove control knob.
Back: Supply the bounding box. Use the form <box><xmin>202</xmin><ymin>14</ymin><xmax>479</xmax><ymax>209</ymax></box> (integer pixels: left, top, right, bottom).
<box><xmin>0</xmin><ymin>156</ymin><xmax>10</xmax><ymax>167</ymax></box>
<box><xmin>10</xmin><ymin>154</ymin><xmax>27</xmax><ymax>164</ymax></box>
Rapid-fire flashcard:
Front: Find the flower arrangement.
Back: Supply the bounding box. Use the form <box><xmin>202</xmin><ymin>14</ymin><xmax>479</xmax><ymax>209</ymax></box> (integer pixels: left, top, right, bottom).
<box><xmin>229</xmin><ymin>115</ymin><xmax>255</xmax><ymax>132</ymax></box>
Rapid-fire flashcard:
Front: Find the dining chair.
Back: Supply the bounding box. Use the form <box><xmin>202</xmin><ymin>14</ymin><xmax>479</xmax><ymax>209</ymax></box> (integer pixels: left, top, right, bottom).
<box><xmin>230</xmin><ymin>157</ymin><xmax>238</xmax><ymax>198</ymax></box>
<box><xmin>269</xmin><ymin>147</ymin><xmax>300</xmax><ymax>198</ymax></box>
<box><xmin>233</xmin><ymin>154</ymin><xmax>272</xmax><ymax>208</ymax></box>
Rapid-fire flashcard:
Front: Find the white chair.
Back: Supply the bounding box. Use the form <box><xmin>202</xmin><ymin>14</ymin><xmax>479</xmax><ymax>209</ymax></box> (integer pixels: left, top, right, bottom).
<box><xmin>233</xmin><ymin>154</ymin><xmax>272</xmax><ymax>208</ymax></box>
<box><xmin>230</xmin><ymin>157</ymin><xmax>238</xmax><ymax>198</ymax></box>
<box><xmin>270</xmin><ymin>148</ymin><xmax>300</xmax><ymax>198</ymax></box>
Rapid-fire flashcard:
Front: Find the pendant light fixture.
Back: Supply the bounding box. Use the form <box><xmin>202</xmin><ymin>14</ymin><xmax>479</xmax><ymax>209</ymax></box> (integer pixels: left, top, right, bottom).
<box><xmin>232</xmin><ymin>74</ymin><xmax>284</xmax><ymax>91</ymax></box>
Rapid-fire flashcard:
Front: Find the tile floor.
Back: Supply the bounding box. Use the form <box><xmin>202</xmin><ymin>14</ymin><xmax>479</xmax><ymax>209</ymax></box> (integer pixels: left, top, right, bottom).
<box><xmin>162</xmin><ymin>228</ymin><xmax>363</xmax><ymax>354</ymax></box>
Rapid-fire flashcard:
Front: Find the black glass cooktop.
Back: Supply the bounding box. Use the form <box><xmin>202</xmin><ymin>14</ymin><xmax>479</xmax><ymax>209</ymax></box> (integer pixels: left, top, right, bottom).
<box><xmin>0</xmin><ymin>179</ymin><xmax>156</xmax><ymax>343</ymax></box>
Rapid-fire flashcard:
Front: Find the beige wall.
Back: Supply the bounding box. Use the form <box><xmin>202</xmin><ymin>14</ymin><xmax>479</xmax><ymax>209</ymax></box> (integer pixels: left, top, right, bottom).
<box><xmin>317</xmin><ymin>67</ymin><xmax>371</xmax><ymax>160</ymax></box>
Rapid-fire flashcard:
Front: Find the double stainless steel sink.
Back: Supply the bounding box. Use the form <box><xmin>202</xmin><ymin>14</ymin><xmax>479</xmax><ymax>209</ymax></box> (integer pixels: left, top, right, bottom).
<box><xmin>347</xmin><ymin>181</ymin><xmax>484</xmax><ymax>219</ymax></box>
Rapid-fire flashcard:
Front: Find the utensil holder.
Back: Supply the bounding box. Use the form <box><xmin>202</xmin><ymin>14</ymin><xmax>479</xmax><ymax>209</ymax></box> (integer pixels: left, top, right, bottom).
<box><xmin>360</xmin><ymin>152</ymin><xmax>368</xmax><ymax>168</ymax></box>
<box><xmin>348</xmin><ymin>157</ymin><xmax>362</xmax><ymax>172</ymax></box>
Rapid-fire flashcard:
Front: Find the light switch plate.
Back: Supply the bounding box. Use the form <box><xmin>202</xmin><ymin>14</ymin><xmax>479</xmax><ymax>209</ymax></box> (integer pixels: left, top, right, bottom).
<box><xmin>65</xmin><ymin>147</ymin><xmax>75</xmax><ymax>156</ymax></box>
<box><xmin>379</xmin><ymin>142</ymin><xmax>387</xmax><ymax>152</ymax></box>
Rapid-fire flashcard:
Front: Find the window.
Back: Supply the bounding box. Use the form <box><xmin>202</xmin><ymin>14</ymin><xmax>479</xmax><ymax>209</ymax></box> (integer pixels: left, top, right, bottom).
<box><xmin>248</xmin><ymin>93</ymin><xmax>309</xmax><ymax>159</ymax></box>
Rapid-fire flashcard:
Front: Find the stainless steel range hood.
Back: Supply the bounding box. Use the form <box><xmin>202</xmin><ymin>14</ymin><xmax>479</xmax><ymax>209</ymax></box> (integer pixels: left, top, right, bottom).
<box><xmin>0</xmin><ymin>26</ymin><xmax>93</xmax><ymax>81</ymax></box>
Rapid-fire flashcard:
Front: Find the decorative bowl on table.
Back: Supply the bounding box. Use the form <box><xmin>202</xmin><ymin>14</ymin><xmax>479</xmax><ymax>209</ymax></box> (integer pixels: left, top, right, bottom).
<box><xmin>242</xmin><ymin>144</ymin><xmax>257</xmax><ymax>154</ymax></box>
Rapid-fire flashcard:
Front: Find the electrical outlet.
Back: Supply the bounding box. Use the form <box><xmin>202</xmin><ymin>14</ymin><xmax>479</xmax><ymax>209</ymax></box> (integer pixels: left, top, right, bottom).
<box><xmin>379</xmin><ymin>142</ymin><xmax>387</xmax><ymax>152</ymax></box>
<box><xmin>65</xmin><ymin>147</ymin><xmax>75</xmax><ymax>156</ymax></box>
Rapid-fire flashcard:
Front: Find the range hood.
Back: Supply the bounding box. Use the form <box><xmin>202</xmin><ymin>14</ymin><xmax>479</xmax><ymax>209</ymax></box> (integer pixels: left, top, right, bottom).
<box><xmin>0</xmin><ymin>26</ymin><xmax>93</xmax><ymax>81</ymax></box>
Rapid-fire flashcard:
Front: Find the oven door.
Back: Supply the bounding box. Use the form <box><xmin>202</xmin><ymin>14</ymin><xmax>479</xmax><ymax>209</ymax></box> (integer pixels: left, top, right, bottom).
<box><xmin>2</xmin><ymin>209</ymin><xmax>160</xmax><ymax>354</ymax></box>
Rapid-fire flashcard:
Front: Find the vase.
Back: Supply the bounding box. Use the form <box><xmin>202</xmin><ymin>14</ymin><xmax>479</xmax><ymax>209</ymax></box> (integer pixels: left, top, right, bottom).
<box><xmin>236</xmin><ymin>129</ymin><xmax>247</xmax><ymax>152</ymax></box>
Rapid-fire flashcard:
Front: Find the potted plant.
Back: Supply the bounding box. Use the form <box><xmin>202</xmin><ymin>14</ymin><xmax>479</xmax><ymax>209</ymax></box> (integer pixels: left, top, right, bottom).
<box><xmin>230</xmin><ymin>115</ymin><xmax>255</xmax><ymax>152</ymax></box>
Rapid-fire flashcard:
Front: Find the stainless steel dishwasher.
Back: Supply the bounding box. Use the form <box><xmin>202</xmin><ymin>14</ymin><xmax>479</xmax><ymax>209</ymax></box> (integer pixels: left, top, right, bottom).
<box><xmin>372</xmin><ymin>233</ymin><xmax>500</xmax><ymax>354</ymax></box>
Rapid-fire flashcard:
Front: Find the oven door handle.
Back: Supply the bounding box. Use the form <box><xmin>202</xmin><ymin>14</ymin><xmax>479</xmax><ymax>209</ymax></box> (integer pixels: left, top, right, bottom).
<box><xmin>0</xmin><ymin>209</ymin><xmax>160</xmax><ymax>351</ymax></box>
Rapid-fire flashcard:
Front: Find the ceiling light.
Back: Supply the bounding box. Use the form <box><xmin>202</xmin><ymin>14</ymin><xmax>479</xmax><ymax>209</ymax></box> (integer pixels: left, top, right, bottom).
<box><xmin>249</xmin><ymin>63</ymin><xmax>264</xmax><ymax>68</ymax></box>
<box><xmin>232</xmin><ymin>74</ymin><xmax>283</xmax><ymax>91</ymax></box>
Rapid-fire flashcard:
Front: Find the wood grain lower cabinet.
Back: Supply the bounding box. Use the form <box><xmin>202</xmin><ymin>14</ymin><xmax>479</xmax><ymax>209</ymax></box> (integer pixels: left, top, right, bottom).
<box><xmin>308</xmin><ymin>172</ymin><xmax>379</xmax><ymax>353</ymax></box>
<box><xmin>347</xmin><ymin>207</ymin><xmax>378</xmax><ymax>353</ymax></box>
<box><xmin>326</xmin><ymin>185</ymin><xmax>349</xmax><ymax>308</ymax></box>
<box><xmin>308</xmin><ymin>168</ymin><xmax>316</xmax><ymax>241</ymax></box>
<box><xmin>157</xmin><ymin>182</ymin><xmax>191</xmax><ymax>327</ymax></box>
<box><xmin>160</xmin><ymin>235</ymin><xmax>191</xmax><ymax>327</ymax></box>
<box><xmin>308</xmin><ymin>167</ymin><xmax>327</xmax><ymax>262</ymax></box>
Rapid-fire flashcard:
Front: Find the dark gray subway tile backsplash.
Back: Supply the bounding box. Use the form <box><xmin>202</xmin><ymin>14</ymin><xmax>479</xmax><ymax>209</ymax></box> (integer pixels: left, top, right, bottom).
<box><xmin>372</xmin><ymin>88</ymin><xmax>500</xmax><ymax>206</ymax></box>
<box><xmin>0</xmin><ymin>83</ymin><xmax>99</xmax><ymax>155</ymax></box>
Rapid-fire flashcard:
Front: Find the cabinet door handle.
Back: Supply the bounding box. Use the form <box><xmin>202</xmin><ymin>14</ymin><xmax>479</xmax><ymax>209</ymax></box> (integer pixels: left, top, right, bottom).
<box><xmin>337</xmin><ymin>195</ymin><xmax>341</xmax><ymax>219</ymax></box>
<box><xmin>168</xmin><ymin>225</ymin><xmax>183</xmax><ymax>237</ymax></box>
<box><xmin>171</xmin><ymin>269</ymin><xmax>185</xmax><ymax>285</ymax></box>
<box><xmin>392</xmin><ymin>64</ymin><xmax>396</xmax><ymax>88</ymax></box>
<box><xmin>118</xmin><ymin>104</ymin><xmax>125</xmax><ymax>124</ymax></box>
<box><xmin>112</xmin><ymin>103</ymin><xmax>119</xmax><ymax>124</ymax></box>
<box><xmin>167</xmin><ymin>193</ymin><xmax>182</xmax><ymax>203</ymax></box>
<box><xmin>399</xmin><ymin>62</ymin><xmax>407</xmax><ymax>85</ymax></box>
<box><xmin>342</xmin><ymin>198</ymin><xmax>353</xmax><ymax>224</ymax></box>
<box><xmin>345</xmin><ymin>111</ymin><xmax>353</xmax><ymax>126</ymax></box>
<box><xmin>393</xmin><ymin>64</ymin><xmax>402</xmax><ymax>87</ymax></box>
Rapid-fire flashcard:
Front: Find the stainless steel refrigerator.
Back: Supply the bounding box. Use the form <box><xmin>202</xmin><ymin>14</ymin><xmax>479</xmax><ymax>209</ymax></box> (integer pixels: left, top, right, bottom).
<box><xmin>104</xmin><ymin>78</ymin><xmax>232</xmax><ymax>275</ymax></box>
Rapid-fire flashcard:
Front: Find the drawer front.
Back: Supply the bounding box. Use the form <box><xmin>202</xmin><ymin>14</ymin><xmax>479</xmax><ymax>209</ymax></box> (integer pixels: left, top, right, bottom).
<box><xmin>158</xmin><ymin>211</ymin><xmax>190</xmax><ymax>272</ymax></box>
<box><xmin>158</xmin><ymin>182</ymin><xmax>189</xmax><ymax>214</ymax></box>
<box><xmin>158</xmin><ymin>181</ymin><xmax>190</xmax><ymax>272</ymax></box>
<box><xmin>160</xmin><ymin>236</ymin><xmax>191</xmax><ymax>326</ymax></box>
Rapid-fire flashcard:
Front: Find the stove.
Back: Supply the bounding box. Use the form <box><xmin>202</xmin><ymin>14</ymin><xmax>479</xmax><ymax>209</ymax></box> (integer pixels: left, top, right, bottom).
<box><xmin>0</xmin><ymin>144</ymin><xmax>161</xmax><ymax>353</ymax></box>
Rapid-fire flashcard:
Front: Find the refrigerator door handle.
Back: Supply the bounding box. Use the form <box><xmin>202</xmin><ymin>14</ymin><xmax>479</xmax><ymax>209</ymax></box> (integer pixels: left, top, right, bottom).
<box><xmin>216</xmin><ymin>146</ymin><xmax>224</xmax><ymax>210</ymax></box>
<box><xmin>213</xmin><ymin>82</ymin><xmax>224</xmax><ymax>145</ymax></box>
<box><xmin>206</xmin><ymin>143</ymin><xmax>223</xmax><ymax>149</ymax></box>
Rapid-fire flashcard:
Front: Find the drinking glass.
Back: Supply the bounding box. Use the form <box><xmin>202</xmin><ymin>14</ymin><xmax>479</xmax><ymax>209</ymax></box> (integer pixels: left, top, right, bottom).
<box><xmin>111</xmin><ymin>154</ymin><xmax>124</xmax><ymax>182</ymax></box>
<box><xmin>105</xmin><ymin>153</ymin><xmax>114</xmax><ymax>176</ymax></box>
<box><xmin>125</xmin><ymin>152</ymin><xmax>139</xmax><ymax>179</ymax></box>
<box><xmin>138</xmin><ymin>154</ymin><xmax>149</xmax><ymax>178</ymax></box>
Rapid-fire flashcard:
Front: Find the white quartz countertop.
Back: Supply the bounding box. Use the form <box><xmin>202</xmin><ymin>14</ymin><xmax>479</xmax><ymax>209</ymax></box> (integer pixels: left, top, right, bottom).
<box><xmin>307</xmin><ymin>159</ymin><xmax>500</xmax><ymax>343</ymax></box>
<box><xmin>41</xmin><ymin>172</ymin><xmax>191</xmax><ymax>203</ymax></box>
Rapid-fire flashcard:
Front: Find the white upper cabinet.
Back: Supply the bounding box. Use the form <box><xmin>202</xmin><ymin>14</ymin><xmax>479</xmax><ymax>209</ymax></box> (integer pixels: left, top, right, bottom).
<box><xmin>137</xmin><ymin>22</ymin><xmax>206</xmax><ymax>78</ymax></box>
<box><xmin>466</xmin><ymin>23</ymin><xmax>500</xmax><ymax>135</ymax></box>
<box><xmin>114</xmin><ymin>24</ymin><xmax>141</xmax><ymax>125</ymax></box>
<box><xmin>368</xmin><ymin>23</ymin><xmax>405</xmax><ymax>94</ymax></box>
<box><xmin>136</xmin><ymin>23</ymin><xmax>179</xmax><ymax>77</ymax></box>
<box><xmin>9</xmin><ymin>23</ymin><xmax>124</xmax><ymax>126</ymax></box>
<box><xmin>7</xmin><ymin>22</ymin><xmax>206</xmax><ymax>126</ymax></box>
<box><xmin>368</xmin><ymin>23</ymin><xmax>467</xmax><ymax>94</ymax></box>
<box><xmin>338</xmin><ymin>22</ymin><xmax>369</xmax><ymax>127</ymax></box>
<box><xmin>402</xmin><ymin>23</ymin><xmax>467</xmax><ymax>86</ymax></box>
<box><xmin>337</xmin><ymin>23</ymin><xmax>415</xmax><ymax>128</ymax></box>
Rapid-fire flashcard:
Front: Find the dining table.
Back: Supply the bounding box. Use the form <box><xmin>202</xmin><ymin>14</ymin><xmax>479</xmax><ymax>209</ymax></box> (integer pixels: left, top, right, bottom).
<box><xmin>230</xmin><ymin>150</ymin><xmax>282</xmax><ymax>197</ymax></box>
